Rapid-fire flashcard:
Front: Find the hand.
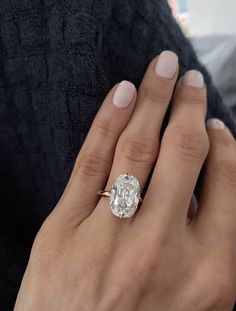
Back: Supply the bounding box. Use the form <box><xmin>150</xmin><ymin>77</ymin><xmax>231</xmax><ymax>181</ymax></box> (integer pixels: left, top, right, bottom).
<box><xmin>14</xmin><ymin>51</ymin><xmax>236</xmax><ymax>311</ymax></box>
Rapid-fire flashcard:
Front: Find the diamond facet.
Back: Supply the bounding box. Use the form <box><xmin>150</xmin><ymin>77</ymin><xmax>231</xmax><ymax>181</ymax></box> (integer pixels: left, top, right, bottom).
<box><xmin>110</xmin><ymin>173</ymin><xmax>140</xmax><ymax>218</ymax></box>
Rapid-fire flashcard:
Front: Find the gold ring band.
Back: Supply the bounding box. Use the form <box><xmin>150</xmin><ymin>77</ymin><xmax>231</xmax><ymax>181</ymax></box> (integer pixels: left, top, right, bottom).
<box><xmin>97</xmin><ymin>190</ymin><xmax>111</xmax><ymax>199</ymax></box>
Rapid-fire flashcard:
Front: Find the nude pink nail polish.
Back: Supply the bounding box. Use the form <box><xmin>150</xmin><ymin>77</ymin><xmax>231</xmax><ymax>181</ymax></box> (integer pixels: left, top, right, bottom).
<box><xmin>183</xmin><ymin>70</ymin><xmax>204</xmax><ymax>88</ymax></box>
<box><xmin>113</xmin><ymin>81</ymin><xmax>136</xmax><ymax>109</ymax></box>
<box><xmin>206</xmin><ymin>118</ymin><xmax>225</xmax><ymax>130</ymax></box>
<box><xmin>155</xmin><ymin>50</ymin><xmax>178</xmax><ymax>79</ymax></box>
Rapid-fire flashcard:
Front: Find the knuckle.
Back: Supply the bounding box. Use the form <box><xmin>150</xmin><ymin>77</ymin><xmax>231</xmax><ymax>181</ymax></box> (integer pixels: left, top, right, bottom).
<box><xmin>75</xmin><ymin>152</ymin><xmax>109</xmax><ymax>177</ymax></box>
<box><xmin>212</xmin><ymin>133</ymin><xmax>235</xmax><ymax>148</ymax></box>
<box><xmin>93</xmin><ymin>117</ymin><xmax>119</xmax><ymax>141</ymax></box>
<box><xmin>212</xmin><ymin>159</ymin><xmax>236</xmax><ymax>190</ymax></box>
<box><xmin>177</xmin><ymin>97</ymin><xmax>206</xmax><ymax>108</ymax></box>
<box><xmin>140</xmin><ymin>81</ymin><xmax>171</xmax><ymax>107</ymax></box>
<box><xmin>176</xmin><ymin>88</ymin><xmax>206</xmax><ymax>106</ymax></box>
<box><xmin>118</xmin><ymin>134</ymin><xmax>158</xmax><ymax>166</ymax></box>
<box><xmin>164</xmin><ymin>126</ymin><xmax>209</xmax><ymax>162</ymax></box>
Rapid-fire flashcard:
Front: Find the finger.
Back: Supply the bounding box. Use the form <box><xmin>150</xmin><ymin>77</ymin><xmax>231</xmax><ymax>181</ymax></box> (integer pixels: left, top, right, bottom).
<box><xmin>52</xmin><ymin>81</ymin><xmax>137</xmax><ymax>226</ymax></box>
<box><xmin>94</xmin><ymin>50</ymin><xmax>179</xmax><ymax>220</ymax></box>
<box><xmin>193</xmin><ymin>119</ymin><xmax>236</xmax><ymax>244</ymax></box>
<box><xmin>139</xmin><ymin>70</ymin><xmax>209</xmax><ymax>225</ymax></box>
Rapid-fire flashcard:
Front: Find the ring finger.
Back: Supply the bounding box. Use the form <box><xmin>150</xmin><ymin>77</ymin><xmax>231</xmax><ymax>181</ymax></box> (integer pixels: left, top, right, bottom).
<box><xmin>51</xmin><ymin>81</ymin><xmax>137</xmax><ymax>226</ymax></box>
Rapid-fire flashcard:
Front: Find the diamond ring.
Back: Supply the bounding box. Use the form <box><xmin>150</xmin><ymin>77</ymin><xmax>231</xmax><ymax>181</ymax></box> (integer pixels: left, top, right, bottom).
<box><xmin>97</xmin><ymin>173</ymin><xmax>143</xmax><ymax>218</ymax></box>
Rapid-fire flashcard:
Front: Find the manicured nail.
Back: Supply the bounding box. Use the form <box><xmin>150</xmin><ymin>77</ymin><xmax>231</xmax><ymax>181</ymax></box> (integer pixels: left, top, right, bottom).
<box><xmin>113</xmin><ymin>81</ymin><xmax>136</xmax><ymax>109</ymax></box>
<box><xmin>155</xmin><ymin>50</ymin><xmax>178</xmax><ymax>79</ymax></box>
<box><xmin>206</xmin><ymin>118</ymin><xmax>225</xmax><ymax>130</ymax></box>
<box><xmin>183</xmin><ymin>70</ymin><xmax>204</xmax><ymax>88</ymax></box>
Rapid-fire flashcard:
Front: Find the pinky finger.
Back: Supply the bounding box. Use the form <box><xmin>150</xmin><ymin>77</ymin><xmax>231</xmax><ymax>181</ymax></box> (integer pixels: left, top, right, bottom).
<box><xmin>193</xmin><ymin>118</ymin><xmax>236</xmax><ymax>243</ymax></box>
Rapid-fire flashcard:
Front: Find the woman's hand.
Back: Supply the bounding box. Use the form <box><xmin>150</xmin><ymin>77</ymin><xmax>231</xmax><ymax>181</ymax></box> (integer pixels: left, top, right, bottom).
<box><xmin>14</xmin><ymin>51</ymin><xmax>236</xmax><ymax>311</ymax></box>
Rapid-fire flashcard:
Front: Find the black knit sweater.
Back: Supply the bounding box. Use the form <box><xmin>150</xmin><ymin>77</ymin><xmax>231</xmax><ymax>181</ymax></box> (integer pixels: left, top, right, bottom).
<box><xmin>0</xmin><ymin>1</ymin><xmax>235</xmax><ymax>309</ymax></box>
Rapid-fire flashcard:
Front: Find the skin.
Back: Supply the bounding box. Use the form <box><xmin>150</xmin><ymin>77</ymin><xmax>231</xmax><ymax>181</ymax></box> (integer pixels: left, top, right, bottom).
<box><xmin>14</xmin><ymin>52</ymin><xmax>236</xmax><ymax>311</ymax></box>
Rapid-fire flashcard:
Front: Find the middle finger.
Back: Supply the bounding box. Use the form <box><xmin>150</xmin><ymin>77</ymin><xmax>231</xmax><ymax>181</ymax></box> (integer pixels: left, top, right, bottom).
<box><xmin>95</xmin><ymin>51</ymin><xmax>179</xmax><ymax>219</ymax></box>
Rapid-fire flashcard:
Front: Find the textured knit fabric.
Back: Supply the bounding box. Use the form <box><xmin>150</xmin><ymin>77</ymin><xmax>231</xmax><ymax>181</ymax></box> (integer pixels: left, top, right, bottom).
<box><xmin>0</xmin><ymin>1</ymin><xmax>236</xmax><ymax>309</ymax></box>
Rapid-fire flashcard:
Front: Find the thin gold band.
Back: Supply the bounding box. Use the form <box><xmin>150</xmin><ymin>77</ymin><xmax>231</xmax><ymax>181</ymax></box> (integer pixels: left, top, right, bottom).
<box><xmin>97</xmin><ymin>190</ymin><xmax>111</xmax><ymax>198</ymax></box>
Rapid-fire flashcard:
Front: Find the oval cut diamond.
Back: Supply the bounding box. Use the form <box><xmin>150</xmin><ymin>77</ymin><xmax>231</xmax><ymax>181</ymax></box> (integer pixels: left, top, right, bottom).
<box><xmin>110</xmin><ymin>173</ymin><xmax>141</xmax><ymax>218</ymax></box>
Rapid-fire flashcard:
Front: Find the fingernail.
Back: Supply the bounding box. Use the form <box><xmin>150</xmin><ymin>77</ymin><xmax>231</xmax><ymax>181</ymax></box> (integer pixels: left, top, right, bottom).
<box><xmin>206</xmin><ymin>118</ymin><xmax>225</xmax><ymax>130</ymax></box>
<box><xmin>155</xmin><ymin>50</ymin><xmax>178</xmax><ymax>79</ymax></box>
<box><xmin>183</xmin><ymin>70</ymin><xmax>204</xmax><ymax>88</ymax></box>
<box><xmin>113</xmin><ymin>81</ymin><xmax>136</xmax><ymax>109</ymax></box>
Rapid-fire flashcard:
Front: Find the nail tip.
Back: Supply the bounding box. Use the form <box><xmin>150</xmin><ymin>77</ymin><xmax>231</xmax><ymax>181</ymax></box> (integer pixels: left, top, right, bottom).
<box><xmin>160</xmin><ymin>50</ymin><xmax>179</xmax><ymax>60</ymax></box>
<box><xmin>183</xmin><ymin>70</ymin><xmax>204</xmax><ymax>88</ymax></box>
<box><xmin>206</xmin><ymin>118</ymin><xmax>225</xmax><ymax>130</ymax></box>
<box><xmin>113</xmin><ymin>80</ymin><xmax>135</xmax><ymax>109</ymax></box>
<box><xmin>155</xmin><ymin>50</ymin><xmax>179</xmax><ymax>79</ymax></box>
